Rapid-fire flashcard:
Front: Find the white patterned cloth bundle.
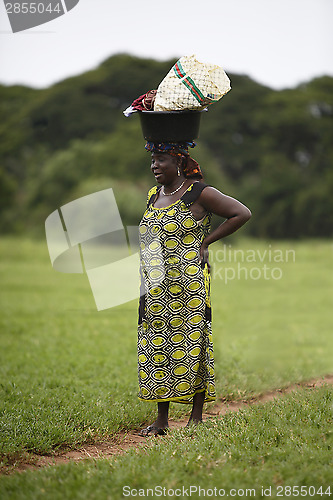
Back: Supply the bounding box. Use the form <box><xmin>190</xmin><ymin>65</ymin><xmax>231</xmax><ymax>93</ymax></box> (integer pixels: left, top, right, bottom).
<box><xmin>154</xmin><ymin>55</ymin><xmax>231</xmax><ymax>111</ymax></box>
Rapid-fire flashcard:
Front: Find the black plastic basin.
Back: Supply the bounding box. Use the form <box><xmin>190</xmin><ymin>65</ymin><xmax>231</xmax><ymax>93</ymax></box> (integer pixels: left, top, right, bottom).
<box><xmin>139</xmin><ymin>110</ymin><xmax>205</xmax><ymax>142</ymax></box>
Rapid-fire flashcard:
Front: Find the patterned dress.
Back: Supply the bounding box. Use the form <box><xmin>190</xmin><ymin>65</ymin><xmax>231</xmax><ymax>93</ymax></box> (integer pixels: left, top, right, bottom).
<box><xmin>137</xmin><ymin>182</ymin><xmax>215</xmax><ymax>404</ymax></box>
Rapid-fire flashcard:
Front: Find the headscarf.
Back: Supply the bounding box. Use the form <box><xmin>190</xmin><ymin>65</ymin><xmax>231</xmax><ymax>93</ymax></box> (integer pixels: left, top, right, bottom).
<box><xmin>145</xmin><ymin>141</ymin><xmax>203</xmax><ymax>179</ymax></box>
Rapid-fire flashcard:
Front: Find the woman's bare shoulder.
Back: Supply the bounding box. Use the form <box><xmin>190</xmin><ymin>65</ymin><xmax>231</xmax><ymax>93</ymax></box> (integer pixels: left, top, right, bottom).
<box><xmin>198</xmin><ymin>186</ymin><xmax>251</xmax><ymax>219</ymax></box>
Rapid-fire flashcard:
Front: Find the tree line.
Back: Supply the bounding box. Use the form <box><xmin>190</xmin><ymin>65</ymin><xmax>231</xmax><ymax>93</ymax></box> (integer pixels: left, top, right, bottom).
<box><xmin>0</xmin><ymin>53</ymin><xmax>332</xmax><ymax>238</ymax></box>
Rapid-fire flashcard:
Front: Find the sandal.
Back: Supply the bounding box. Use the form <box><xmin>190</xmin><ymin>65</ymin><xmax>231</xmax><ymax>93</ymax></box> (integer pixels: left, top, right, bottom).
<box><xmin>138</xmin><ymin>425</ymin><xmax>169</xmax><ymax>437</ymax></box>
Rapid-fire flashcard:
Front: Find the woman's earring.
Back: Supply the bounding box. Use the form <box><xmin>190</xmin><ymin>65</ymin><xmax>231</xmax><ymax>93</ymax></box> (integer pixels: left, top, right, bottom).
<box><xmin>177</xmin><ymin>166</ymin><xmax>181</xmax><ymax>176</ymax></box>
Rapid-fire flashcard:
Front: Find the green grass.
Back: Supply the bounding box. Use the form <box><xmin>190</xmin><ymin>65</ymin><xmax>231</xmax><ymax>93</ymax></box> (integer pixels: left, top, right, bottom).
<box><xmin>210</xmin><ymin>238</ymin><xmax>333</xmax><ymax>395</ymax></box>
<box><xmin>0</xmin><ymin>386</ymin><xmax>332</xmax><ymax>499</ymax></box>
<box><xmin>0</xmin><ymin>236</ymin><xmax>332</xmax><ymax>496</ymax></box>
<box><xmin>0</xmin><ymin>238</ymin><xmax>157</xmax><ymax>463</ymax></box>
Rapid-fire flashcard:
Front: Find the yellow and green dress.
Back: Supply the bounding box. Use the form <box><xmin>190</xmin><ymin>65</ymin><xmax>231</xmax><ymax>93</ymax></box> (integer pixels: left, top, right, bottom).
<box><xmin>137</xmin><ymin>182</ymin><xmax>215</xmax><ymax>403</ymax></box>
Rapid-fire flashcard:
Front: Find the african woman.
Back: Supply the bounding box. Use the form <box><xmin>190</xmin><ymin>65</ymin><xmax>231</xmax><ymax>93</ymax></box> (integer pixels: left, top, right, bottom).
<box><xmin>137</xmin><ymin>141</ymin><xmax>251</xmax><ymax>436</ymax></box>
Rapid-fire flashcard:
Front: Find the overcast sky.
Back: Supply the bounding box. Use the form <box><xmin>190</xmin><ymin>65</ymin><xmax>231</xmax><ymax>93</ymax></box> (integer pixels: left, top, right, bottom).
<box><xmin>0</xmin><ymin>0</ymin><xmax>332</xmax><ymax>90</ymax></box>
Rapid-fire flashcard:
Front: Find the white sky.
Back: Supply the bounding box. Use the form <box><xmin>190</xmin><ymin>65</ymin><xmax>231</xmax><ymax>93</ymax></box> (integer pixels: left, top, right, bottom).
<box><xmin>0</xmin><ymin>0</ymin><xmax>332</xmax><ymax>90</ymax></box>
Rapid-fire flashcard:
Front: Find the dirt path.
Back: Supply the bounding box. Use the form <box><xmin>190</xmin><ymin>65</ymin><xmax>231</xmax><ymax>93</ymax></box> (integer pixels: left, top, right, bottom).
<box><xmin>3</xmin><ymin>374</ymin><xmax>333</xmax><ymax>475</ymax></box>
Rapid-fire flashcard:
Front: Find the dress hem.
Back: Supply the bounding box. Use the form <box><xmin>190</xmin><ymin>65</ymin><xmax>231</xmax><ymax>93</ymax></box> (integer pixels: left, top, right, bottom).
<box><xmin>138</xmin><ymin>388</ymin><xmax>216</xmax><ymax>404</ymax></box>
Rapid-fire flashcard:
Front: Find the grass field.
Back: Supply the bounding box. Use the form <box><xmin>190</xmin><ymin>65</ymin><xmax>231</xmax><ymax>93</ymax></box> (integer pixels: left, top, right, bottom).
<box><xmin>0</xmin><ymin>236</ymin><xmax>332</xmax><ymax>499</ymax></box>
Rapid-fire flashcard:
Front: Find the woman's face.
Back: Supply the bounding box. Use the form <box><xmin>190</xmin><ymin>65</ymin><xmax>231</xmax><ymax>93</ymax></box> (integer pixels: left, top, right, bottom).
<box><xmin>150</xmin><ymin>153</ymin><xmax>179</xmax><ymax>184</ymax></box>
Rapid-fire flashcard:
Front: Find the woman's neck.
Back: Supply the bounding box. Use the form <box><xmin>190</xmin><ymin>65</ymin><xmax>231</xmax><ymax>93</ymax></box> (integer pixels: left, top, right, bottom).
<box><xmin>162</xmin><ymin>176</ymin><xmax>187</xmax><ymax>195</ymax></box>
